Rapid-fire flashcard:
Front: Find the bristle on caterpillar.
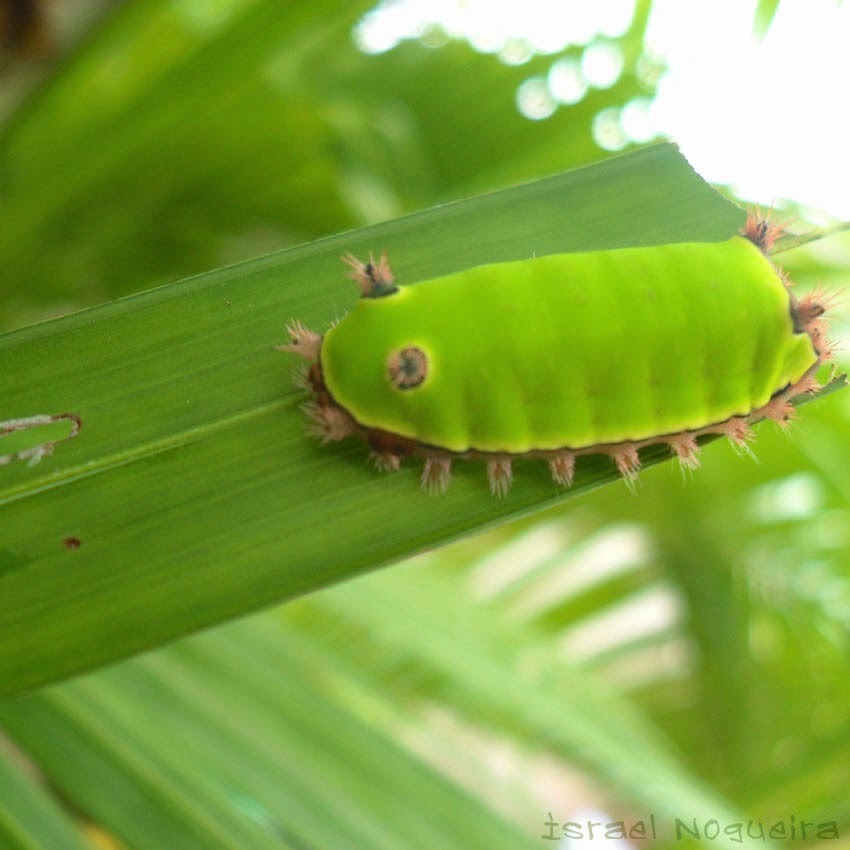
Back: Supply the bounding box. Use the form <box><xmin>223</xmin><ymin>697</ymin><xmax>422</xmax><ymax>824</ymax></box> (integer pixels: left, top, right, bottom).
<box><xmin>741</xmin><ymin>207</ymin><xmax>791</xmax><ymax>254</ymax></box>
<box><xmin>342</xmin><ymin>250</ymin><xmax>397</xmax><ymax>298</ymax></box>
<box><xmin>759</xmin><ymin>397</ymin><xmax>798</xmax><ymax>429</ymax></box>
<box><xmin>291</xmin><ymin>365</ymin><xmax>311</xmax><ymax>392</ymax></box>
<box><xmin>719</xmin><ymin>417</ymin><xmax>755</xmax><ymax>449</ymax></box>
<box><xmin>549</xmin><ymin>453</ymin><xmax>576</xmax><ymax>487</ymax></box>
<box><xmin>422</xmin><ymin>456</ymin><xmax>452</xmax><ymax>495</ymax></box>
<box><xmin>301</xmin><ymin>401</ymin><xmax>356</xmax><ymax>444</ymax></box>
<box><xmin>666</xmin><ymin>433</ymin><xmax>701</xmax><ymax>470</ymax></box>
<box><xmin>610</xmin><ymin>444</ymin><xmax>641</xmax><ymax>481</ymax></box>
<box><xmin>277</xmin><ymin>320</ymin><xmax>321</xmax><ymax>360</ymax></box>
<box><xmin>371</xmin><ymin>450</ymin><xmax>401</xmax><ymax>472</ymax></box>
<box><xmin>487</xmin><ymin>457</ymin><xmax>513</xmax><ymax>498</ymax></box>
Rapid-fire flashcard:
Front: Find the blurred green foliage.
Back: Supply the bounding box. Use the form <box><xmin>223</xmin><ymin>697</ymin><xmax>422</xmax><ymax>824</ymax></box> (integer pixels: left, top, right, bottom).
<box><xmin>0</xmin><ymin>0</ymin><xmax>652</xmax><ymax>329</ymax></box>
<box><xmin>1</xmin><ymin>1</ymin><xmax>849</xmax><ymax>849</ymax></box>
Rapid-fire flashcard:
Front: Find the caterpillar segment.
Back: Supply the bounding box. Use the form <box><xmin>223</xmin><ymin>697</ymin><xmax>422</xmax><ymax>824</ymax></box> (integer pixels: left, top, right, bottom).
<box><xmin>282</xmin><ymin>215</ymin><xmax>832</xmax><ymax>497</ymax></box>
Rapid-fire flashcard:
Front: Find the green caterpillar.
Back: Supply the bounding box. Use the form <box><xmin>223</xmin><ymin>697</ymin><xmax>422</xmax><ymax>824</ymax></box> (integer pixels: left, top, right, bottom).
<box><xmin>281</xmin><ymin>217</ymin><xmax>832</xmax><ymax>496</ymax></box>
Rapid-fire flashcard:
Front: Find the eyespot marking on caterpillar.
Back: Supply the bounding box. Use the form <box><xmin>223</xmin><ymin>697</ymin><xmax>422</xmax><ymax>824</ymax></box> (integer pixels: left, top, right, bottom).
<box><xmin>387</xmin><ymin>346</ymin><xmax>428</xmax><ymax>390</ymax></box>
<box><xmin>281</xmin><ymin>213</ymin><xmax>836</xmax><ymax>496</ymax></box>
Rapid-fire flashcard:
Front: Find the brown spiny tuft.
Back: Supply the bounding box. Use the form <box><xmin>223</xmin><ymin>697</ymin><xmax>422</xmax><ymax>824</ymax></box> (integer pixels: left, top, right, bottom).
<box><xmin>291</xmin><ymin>365</ymin><xmax>311</xmax><ymax>392</ymax></box>
<box><xmin>792</xmin><ymin>372</ymin><xmax>822</xmax><ymax>395</ymax></box>
<box><xmin>277</xmin><ymin>320</ymin><xmax>322</xmax><ymax>360</ymax></box>
<box><xmin>742</xmin><ymin>209</ymin><xmax>788</xmax><ymax>254</ymax></box>
<box><xmin>421</xmin><ymin>457</ymin><xmax>452</xmax><ymax>495</ymax></box>
<box><xmin>791</xmin><ymin>293</ymin><xmax>825</xmax><ymax>332</ymax></box>
<box><xmin>760</xmin><ymin>397</ymin><xmax>797</xmax><ymax>428</ymax></box>
<box><xmin>792</xmin><ymin>286</ymin><xmax>842</xmax><ymax>358</ymax></box>
<box><xmin>302</xmin><ymin>401</ymin><xmax>356</xmax><ymax>443</ymax></box>
<box><xmin>720</xmin><ymin>417</ymin><xmax>754</xmax><ymax>448</ymax></box>
<box><xmin>487</xmin><ymin>457</ymin><xmax>513</xmax><ymax>497</ymax></box>
<box><xmin>549</xmin><ymin>452</ymin><xmax>576</xmax><ymax>487</ymax></box>
<box><xmin>371</xmin><ymin>450</ymin><xmax>402</xmax><ymax>472</ymax></box>
<box><xmin>610</xmin><ymin>444</ymin><xmax>641</xmax><ymax>481</ymax></box>
<box><xmin>667</xmin><ymin>433</ymin><xmax>701</xmax><ymax>470</ymax></box>
<box><xmin>342</xmin><ymin>250</ymin><xmax>397</xmax><ymax>298</ymax></box>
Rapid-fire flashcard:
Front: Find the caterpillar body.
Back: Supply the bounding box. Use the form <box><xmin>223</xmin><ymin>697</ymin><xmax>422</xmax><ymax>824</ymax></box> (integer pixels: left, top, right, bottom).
<box><xmin>281</xmin><ymin>218</ymin><xmax>832</xmax><ymax>496</ymax></box>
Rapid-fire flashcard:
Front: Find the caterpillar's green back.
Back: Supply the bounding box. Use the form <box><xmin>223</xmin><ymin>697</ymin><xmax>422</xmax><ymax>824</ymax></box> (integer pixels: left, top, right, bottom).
<box><xmin>281</xmin><ymin>223</ymin><xmax>830</xmax><ymax>496</ymax></box>
<box><xmin>321</xmin><ymin>237</ymin><xmax>816</xmax><ymax>453</ymax></box>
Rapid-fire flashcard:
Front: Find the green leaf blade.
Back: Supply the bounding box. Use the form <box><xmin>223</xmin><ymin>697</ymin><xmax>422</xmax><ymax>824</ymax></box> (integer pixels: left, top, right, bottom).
<box><xmin>0</xmin><ymin>144</ymin><xmax>746</xmax><ymax>698</ymax></box>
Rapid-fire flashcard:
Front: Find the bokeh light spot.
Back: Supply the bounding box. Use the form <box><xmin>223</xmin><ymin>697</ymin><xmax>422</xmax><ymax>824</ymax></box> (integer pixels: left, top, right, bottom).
<box><xmin>516</xmin><ymin>77</ymin><xmax>558</xmax><ymax>121</ymax></box>
<box><xmin>592</xmin><ymin>107</ymin><xmax>627</xmax><ymax>150</ymax></box>
<box><xmin>620</xmin><ymin>96</ymin><xmax>657</xmax><ymax>143</ymax></box>
<box><xmin>498</xmin><ymin>38</ymin><xmax>534</xmax><ymax>66</ymax></box>
<box><xmin>353</xmin><ymin>0</ymin><xmax>638</xmax><ymax>60</ymax></box>
<box><xmin>547</xmin><ymin>57</ymin><xmax>588</xmax><ymax>105</ymax></box>
<box><xmin>580</xmin><ymin>41</ymin><xmax>624</xmax><ymax>89</ymax></box>
<box><xmin>598</xmin><ymin>0</ymin><xmax>637</xmax><ymax>38</ymax></box>
<box><xmin>354</xmin><ymin>7</ymin><xmax>403</xmax><ymax>53</ymax></box>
